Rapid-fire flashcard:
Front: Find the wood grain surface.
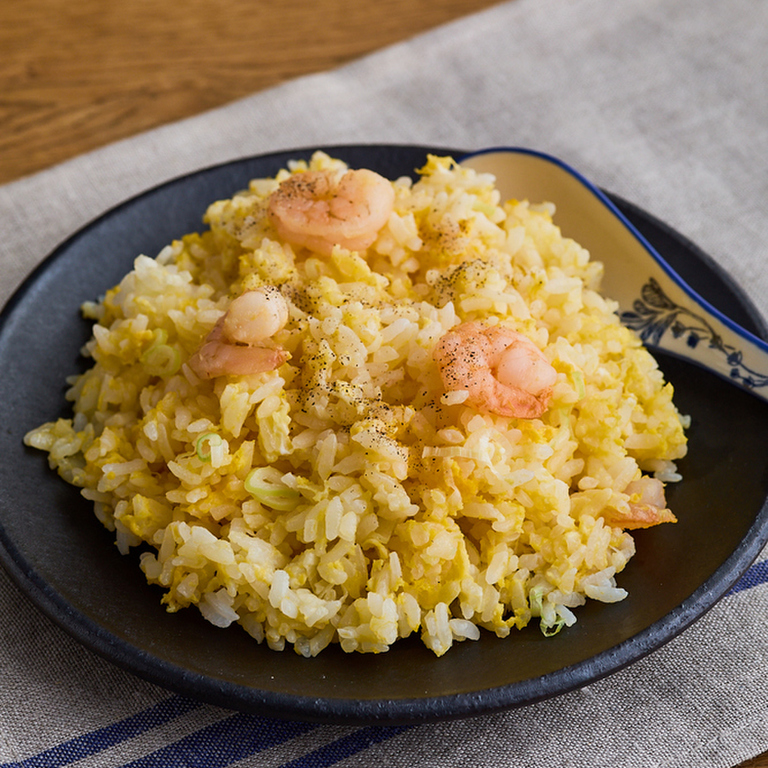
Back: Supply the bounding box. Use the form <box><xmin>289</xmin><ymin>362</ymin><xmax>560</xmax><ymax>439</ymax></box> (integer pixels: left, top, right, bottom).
<box><xmin>1</xmin><ymin>0</ymin><xmax>502</xmax><ymax>185</ymax></box>
<box><xmin>1</xmin><ymin>1</ymin><xmax>765</xmax><ymax>766</ymax></box>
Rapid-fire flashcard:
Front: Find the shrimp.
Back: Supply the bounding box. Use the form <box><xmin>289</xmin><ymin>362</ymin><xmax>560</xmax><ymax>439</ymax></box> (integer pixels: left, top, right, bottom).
<box><xmin>220</xmin><ymin>286</ymin><xmax>289</xmax><ymax>344</ymax></box>
<box><xmin>607</xmin><ymin>477</ymin><xmax>677</xmax><ymax>529</ymax></box>
<box><xmin>188</xmin><ymin>287</ymin><xmax>290</xmax><ymax>379</ymax></box>
<box><xmin>433</xmin><ymin>322</ymin><xmax>557</xmax><ymax>419</ymax></box>
<box><xmin>267</xmin><ymin>168</ymin><xmax>395</xmax><ymax>256</ymax></box>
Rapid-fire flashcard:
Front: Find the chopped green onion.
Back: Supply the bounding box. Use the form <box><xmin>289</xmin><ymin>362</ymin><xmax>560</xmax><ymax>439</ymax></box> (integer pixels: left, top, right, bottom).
<box><xmin>541</xmin><ymin>619</ymin><xmax>565</xmax><ymax>637</ymax></box>
<box><xmin>141</xmin><ymin>334</ymin><xmax>181</xmax><ymax>377</ymax></box>
<box><xmin>196</xmin><ymin>433</ymin><xmax>223</xmax><ymax>462</ymax></box>
<box><xmin>473</xmin><ymin>201</ymin><xmax>497</xmax><ymax>217</ymax></box>
<box><xmin>529</xmin><ymin>586</ymin><xmax>544</xmax><ymax>616</ymax></box>
<box><xmin>244</xmin><ymin>467</ymin><xmax>301</xmax><ymax>510</ymax></box>
<box><xmin>528</xmin><ymin>585</ymin><xmax>566</xmax><ymax>636</ymax></box>
<box><xmin>572</xmin><ymin>370</ymin><xmax>585</xmax><ymax>400</ymax></box>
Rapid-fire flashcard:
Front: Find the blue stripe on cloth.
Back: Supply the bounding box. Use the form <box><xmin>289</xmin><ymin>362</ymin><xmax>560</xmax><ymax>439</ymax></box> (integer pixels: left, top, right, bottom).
<box><xmin>728</xmin><ymin>559</ymin><xmax>768</xmax><ymax>596</ymax></box>
<box><xmin>119</xmin><ymin>713</ymin><xmax>318</xmax><ymax>768</ymax></box>
<box><xmin>0</xmin><ymin>696</ymin><xmax>202</xmax><ymax>768</ymax></box>
<box><xmin>278</xmin><ymin>725</ymin><xmax>413</xmax><ymax>768</ymax></box>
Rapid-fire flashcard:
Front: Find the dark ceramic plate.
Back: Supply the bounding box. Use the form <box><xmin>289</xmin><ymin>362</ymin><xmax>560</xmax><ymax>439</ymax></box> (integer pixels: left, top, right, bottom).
<box><xmin>1</xmin><ymin>145</ymin><xmax>767</xmax><ymax>725</ymax></box>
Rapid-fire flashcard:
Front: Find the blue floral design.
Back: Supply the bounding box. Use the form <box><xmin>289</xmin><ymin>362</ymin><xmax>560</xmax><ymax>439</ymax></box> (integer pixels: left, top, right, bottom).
<box><xmin>620</xmin><ymin>278</ymin><xmax>768</xmax><ymax>390</ymax></box>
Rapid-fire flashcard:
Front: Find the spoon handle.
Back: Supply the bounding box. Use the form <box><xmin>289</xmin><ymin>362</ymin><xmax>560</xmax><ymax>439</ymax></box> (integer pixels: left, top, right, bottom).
<box><xmin>460</xmin><ymin>148</ymin><xmax>768</xmax><ymax>404</ymax></box>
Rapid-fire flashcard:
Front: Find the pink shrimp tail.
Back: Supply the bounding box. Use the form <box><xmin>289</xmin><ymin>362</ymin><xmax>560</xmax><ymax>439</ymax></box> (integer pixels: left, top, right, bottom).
<box><xmin>605</xmin><ymin>477</ymin><xmax>677</xmax><ymax>529</ymax></box>
<box><xmin>189</xmin><ymin>341</ymin><xmax>289</xmax><ymax>380</ymax></box>
<box><xmin>188</xmin><ymin>317</ymin><xmax>290</xmax><ymax>380</ymax></box>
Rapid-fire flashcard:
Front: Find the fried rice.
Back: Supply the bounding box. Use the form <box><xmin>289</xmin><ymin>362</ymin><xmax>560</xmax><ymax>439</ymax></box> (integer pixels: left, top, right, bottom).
<box><xmin>24</xmin><ymin>152</ymin><xmax>688</xmax><ymax>656</ymax></box>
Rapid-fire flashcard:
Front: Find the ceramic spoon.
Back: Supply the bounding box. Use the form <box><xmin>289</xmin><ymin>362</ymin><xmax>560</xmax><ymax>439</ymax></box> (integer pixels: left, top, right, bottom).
<box><xmin>460</xmin><ymin>147</ymin><xmax>768</xmax><ymax>403</ymax></box>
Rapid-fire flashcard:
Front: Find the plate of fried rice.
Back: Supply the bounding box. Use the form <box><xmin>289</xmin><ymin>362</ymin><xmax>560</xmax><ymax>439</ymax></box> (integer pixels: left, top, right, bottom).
<box><xmin>1</xmin><ymin>145</ymin><xmax>768</xmax><ymax>724</ymax></box>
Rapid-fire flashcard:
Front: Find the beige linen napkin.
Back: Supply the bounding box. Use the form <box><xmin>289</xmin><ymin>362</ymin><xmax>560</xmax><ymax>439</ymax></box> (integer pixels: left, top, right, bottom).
<box><xmin>2</xmin><ymin>0</ymin><xmax>768</xmax><ymax>766</ymax></box>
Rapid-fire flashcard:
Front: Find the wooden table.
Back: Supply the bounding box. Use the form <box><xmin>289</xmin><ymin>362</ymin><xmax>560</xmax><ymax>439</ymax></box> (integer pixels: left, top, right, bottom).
<box><xmin>1</xmin><ymin>2</ymin><xmax>764</xmax><ymax>766</ymax></box>
<box><xmin>0</xmin><ymin>0</ymin><xmax>507</xmax><ymax>185</ymax></box>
